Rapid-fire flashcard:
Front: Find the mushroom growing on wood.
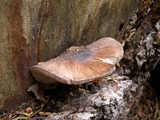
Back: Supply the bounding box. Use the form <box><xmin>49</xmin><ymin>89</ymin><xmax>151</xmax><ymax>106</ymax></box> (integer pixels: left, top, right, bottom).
<box><xmin>30</xmin><ymin>37</ymin><xmax>124</xmax><ymax>85</ymax></box>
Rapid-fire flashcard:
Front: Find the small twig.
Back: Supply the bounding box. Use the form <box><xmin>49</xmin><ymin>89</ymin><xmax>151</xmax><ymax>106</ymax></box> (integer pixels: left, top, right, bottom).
<box><xmin>30</xmin><ymin>108</ymin><xmax>42</xmax><ymax>118</ymax></box>
<box><xmin>28</xmin><ymin>116</ymin><xmax>45</xmax><ymax>120</ymax></box>
<box><xmin>0</xmin><ymin>113</ymin><xmax>10</xmax><ymax>117</ymax></box>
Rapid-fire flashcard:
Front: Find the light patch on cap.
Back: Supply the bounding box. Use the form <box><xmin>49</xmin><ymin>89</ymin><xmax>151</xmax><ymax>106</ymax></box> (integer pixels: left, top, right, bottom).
<box><xmin>100</xmin><ymin>57</ymin><xmax>120</xmax><ymax>65</ymax></box>
<box><xmin>64</xmin><ymin>71</ymin><xmax>73</xmax><ymax>84</ymax></box>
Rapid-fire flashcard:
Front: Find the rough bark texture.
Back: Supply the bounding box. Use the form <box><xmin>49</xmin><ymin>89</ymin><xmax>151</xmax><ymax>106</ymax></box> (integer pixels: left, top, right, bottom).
<box><xmin>0</xmin><ymin>0</ymin><xmax>139</xmax><ymax>112</ymax></box>
<box><xmin>122</xmin><ymin>0</ymin><xmax>160</xmax><ymax>83</ymax></box>
<box><xmin>45</xmin><ymin>76</ymin><xmax>142</xmax><ymax>120</ymax></box>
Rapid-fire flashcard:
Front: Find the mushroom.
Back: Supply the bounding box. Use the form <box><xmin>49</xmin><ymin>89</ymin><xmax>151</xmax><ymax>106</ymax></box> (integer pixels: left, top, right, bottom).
<box><xmin>30</xmin><ymin>37</ymin><xmax>124</xmax><ymax>85</ymax></box>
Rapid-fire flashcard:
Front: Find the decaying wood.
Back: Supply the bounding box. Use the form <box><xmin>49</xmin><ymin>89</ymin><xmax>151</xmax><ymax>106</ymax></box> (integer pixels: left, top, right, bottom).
<box><xmin>122</xmin><ymin>0</ymin><xmax>160</xmax><ymax>83</ymax></box>
<box><xmin>45</xmin><ymin>75</ymin><xmax>142</xmax><ymax>120</ymax></box>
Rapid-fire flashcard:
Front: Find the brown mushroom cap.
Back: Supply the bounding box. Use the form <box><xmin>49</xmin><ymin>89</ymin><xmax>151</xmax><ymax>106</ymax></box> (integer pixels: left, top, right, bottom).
<box><xmin>30</xmin><ymin>37</ymin><xmax>124</xmax><ymax>85</ymax></box>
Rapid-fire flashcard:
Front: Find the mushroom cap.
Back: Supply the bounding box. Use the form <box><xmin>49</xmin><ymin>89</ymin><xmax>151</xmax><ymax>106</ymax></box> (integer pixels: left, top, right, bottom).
<box><xmin>30</xmin><ymin>37</ymin><xmax>124</xmax><ymax>85</ymax></box>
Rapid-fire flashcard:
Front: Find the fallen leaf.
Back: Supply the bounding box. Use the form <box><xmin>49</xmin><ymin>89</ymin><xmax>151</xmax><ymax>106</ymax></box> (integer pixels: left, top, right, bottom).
<box><xmin>28</xmin><ymin>83</ymin><xmax>44</xmax><ymax>101</ymax></box>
